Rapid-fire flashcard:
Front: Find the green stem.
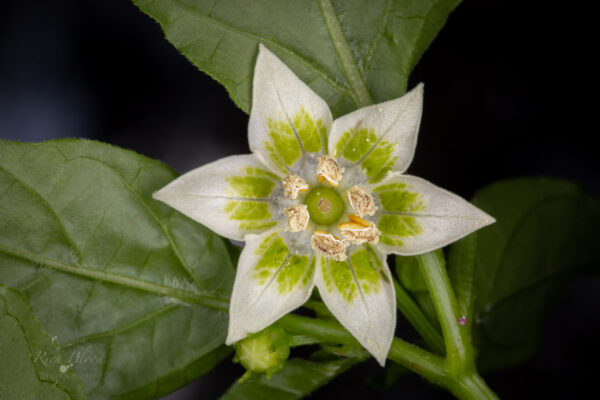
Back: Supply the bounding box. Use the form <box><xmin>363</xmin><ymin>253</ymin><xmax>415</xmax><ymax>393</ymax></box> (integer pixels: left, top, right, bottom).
<box><xmin>393</xmin><ymin>277</ymin><xmax>445</xmax><ymax>355</ymax></box>
<box><xmin>279</xmin><ymin>314</ymin><xmax>498</xmax><ymax>399</ymax></box>
<box><xmin>451</xmin><ymin>372</ymin><xmax>499</xmax><ymax>400</ymax></box>
<box><xmin>279</xmin><ymin>314</ymin><xmax>447</xmax><ymax>382</ymax></box>
<box><xmin>418</xmin><ymin>251</ymin><xmax>473</xmax><ymax>375</ymax></box>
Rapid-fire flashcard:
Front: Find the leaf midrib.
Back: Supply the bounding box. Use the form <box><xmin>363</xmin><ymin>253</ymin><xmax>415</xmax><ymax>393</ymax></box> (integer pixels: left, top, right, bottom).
<box><xmin>317</xmin><ymin>0</ymin><xmax>373</xmax><ymax>107</ymax></box>
<box><xmin>169</xmin><ymin>0</ymin><xmax>353</xmax><ymax>99</ymax></box>
<box><xmin>0</xmin><ymin>242</ymin><xmax>228</xmax><ymax>311</ymax></box>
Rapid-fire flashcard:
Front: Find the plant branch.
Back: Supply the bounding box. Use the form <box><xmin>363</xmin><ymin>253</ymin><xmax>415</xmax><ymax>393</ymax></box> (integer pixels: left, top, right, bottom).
<box><xmin>417</xmin><ymin>251</ymin><xmax>473</xmax><ymax>375</ymax></box>
<box><xmin>393</xmin><ymin>277</ymin><xmax>445</xmax><ymax>354</ymax></box>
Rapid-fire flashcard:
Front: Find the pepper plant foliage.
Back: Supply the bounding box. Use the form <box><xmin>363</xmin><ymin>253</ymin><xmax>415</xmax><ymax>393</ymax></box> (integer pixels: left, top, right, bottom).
<box><xmin>0</xmin><ymin>1</ymin><xmax>598</xmax><ymax>400</ymax></box>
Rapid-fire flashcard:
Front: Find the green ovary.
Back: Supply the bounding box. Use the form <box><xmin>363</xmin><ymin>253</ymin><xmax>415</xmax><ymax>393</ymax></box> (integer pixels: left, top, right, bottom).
<box><xmin>304</xmin><ymin>186</ymin><xmax>345</xmax><ymax>225</ymax></box>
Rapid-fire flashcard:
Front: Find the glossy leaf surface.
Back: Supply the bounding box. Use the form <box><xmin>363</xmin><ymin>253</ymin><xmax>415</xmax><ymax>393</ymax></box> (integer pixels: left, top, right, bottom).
<box><xmin>0</xmin><ymin>140</ymin><xmax>236</xmax><ymax>399</ymax></box>
<box><xmin>133</xmin><ymin>0</ymin><xmax>461</xmax><ymax>117</ymax></box>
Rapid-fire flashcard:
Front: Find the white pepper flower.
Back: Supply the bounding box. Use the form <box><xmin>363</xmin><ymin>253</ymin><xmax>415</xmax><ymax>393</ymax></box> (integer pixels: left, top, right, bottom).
<box><xmin>153</xmin><ymin>44</ymin><xmax>494</xmax><ymax>365</ymax></box>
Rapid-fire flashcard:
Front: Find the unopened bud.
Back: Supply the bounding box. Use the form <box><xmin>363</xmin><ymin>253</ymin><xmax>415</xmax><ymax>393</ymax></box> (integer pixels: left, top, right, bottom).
<box><xmin>233</xmin><ymin>324</ymin><xmax>290</xmax><ymax>379</ymax></box>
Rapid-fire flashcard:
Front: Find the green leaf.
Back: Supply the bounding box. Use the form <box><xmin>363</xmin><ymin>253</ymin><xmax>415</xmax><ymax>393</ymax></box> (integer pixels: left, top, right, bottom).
<box><xmin>220</xmin><ymin>357</ymin><xmax>361</xmax><ymax>400</ymax></box>
<box><xmin>0</xmin><ymin>285</ymin><xmax>86</xmax><ymax>400</ymax></box>
<box><xmin>132</xmin><ymin>0</ymin><xmax>461</xmax><ymax>117</ymax></box>
<box><xmin>0</xmin><ymin>139</ymin><xmax>236</xmax><ymax>399</ymax></box>
<box><xmin>468</xmin><ymin>178</ymin><xmax>600</xmax><ymax>371</ymax></box>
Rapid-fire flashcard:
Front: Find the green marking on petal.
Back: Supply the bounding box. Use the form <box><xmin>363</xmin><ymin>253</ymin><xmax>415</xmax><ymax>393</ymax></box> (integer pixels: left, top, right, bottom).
<box><xmin>373</xmin><ymin>182</ymin><xmax>426</xmax><ymax>213</ymax></box>
<box><xmin>239</xmin><ymin>221</ymin><xmax>277</xmax><ymax>230</ymax></box>
<box><xmin>227</xmin><ymin>175</ymin><xmax>275</xmax><ymax>198</ymax></box>
<box><xmin>335</xmin><ymin>127</ymin><xmax>397</xmax><ymax>182</ymax></box>
<box><xmin>302</xmin><ymin>257</ymin><xmax>316</xmax><ymax>286</ymax></box>
<box><xmin>265</xmin><ymin>109</ymin><xmax>327</xmax><ymax>169</ymax></box>
<box><xmin>362</xmin><ymin>140</ymin><xmax>397</xmax><ymax>183</ymax></box>
<box><xmin>264</xmin><ymin>142</ymin><xmax>289</xmax><ymax>174</ymax></box>
<box><xmin>380</xmin><ymin>236</ymin><xmax>404</xmax><ymax>247</ymax></box>
<box><xmin>340</xmin><ymin>127</ymin><xmax>377</xmax><ymax>162</ymax></box>
<box><xmin>253</xmin><ymin>235</ymin><xmax>289</xmax><ymax>286</ymax></box>
<box><xmin>320</xmin><ymin>257</ymin><xmax>333</xmax><ymax>292</ymax></box>
<box><xmin>293</xmin><ymin>107</ymin><xmax>325</xmax><ymax>153</ymax></box>
<box><xmin>318</xmin><ymin>119</ymin><xmax>328</xmax><ymax>155</ymax></box>
<box><xmin>267</xmin><ymin>118</ymin><xmax>301</xmax><ymax>166</ymax></box>
<box><xmin>328</xmin><ymin>259</ymin><xmax>357</xmax><ymax>302</ymax></box>
<box><xmin>225</xmin><ymin>201</ymin><xmax>271</xmax><ymax>220</ymax></box>
<box><xmin>350</xmin><ymin>248</ymin><xmax>382</xmax><ymax>295</ymax></box>
<box><xmin>321</xmin><ymin>247</ymin><xmax>386</xmax><ymax>302</ymax></box>
<box><xmin>334</xmin><ymin>131</ymin><xmax>351</xmax><ymax>157</ymax></box>
<box><xmin>276</xmin><ymin>254</ymin><xmax>310</xmax><ymax>294</ymax></box>
<box><xmin>243</xmin><ymin>167</ymin><xmax>281</xmax><ymax>181</ymax></box>
<box><xmin>377</xmin><ymin>215</ymin><xmax>423</xmax><ymax>238</ymax></box>
<box><xmin>256</xmin><ymin>232</ymin><xmax>280</xmax><ymax>252</ymax></box>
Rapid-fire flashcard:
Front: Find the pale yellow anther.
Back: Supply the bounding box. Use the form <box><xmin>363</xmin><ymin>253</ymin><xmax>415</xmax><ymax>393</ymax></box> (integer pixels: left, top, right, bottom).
<box><xmin>283</xmin><ymin>174</ymin><xmax>309</xmax><ymax>200</ymax></box>
<box><xmin>317</xmin><ymin>156</ymin><xmax>344</xmax><ymax>187</ymax></box>
<box><xmin>338</xmin><ymin>214</ymin><xmax>381</xmax><ymax>245</ymax></box>
<box><xmin>346</xmin><ymin>186</ymin><xmax>377</xmax><ymax>217</ymax></box>
<box><xmin>284</xmin><ymin>204</ymin><xmax>310</xmax><ymax>232</ymax></box>
<box><xmin>311</xmin><ymin>230</ymin><xmax>349</xmax><ymax>261</ymax></box>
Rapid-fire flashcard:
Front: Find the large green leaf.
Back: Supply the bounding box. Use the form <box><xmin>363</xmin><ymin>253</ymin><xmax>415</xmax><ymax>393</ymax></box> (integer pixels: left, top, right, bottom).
<box><xmin>0</xmin><ymin>285</ymin><xmax>85</xmax><ymax>400</ymax></box>
<box><xmin>0</xmin><ymin>139</ymin><xmax>235</xmax><ymax>399</ymax></box>
<box><xmin>466</xmin><ymin>178</ymin><xmax>600</xmax><ymax>371</ymax></box>
<box><xmin>133</xmin><ymin>0</ymin><xmax>461</xmax><ymax>117</ymax></box>
<box><xmin>220</xmin><ymin>357</ymin><xmax>361</xmax><ymax>400</ymax></box>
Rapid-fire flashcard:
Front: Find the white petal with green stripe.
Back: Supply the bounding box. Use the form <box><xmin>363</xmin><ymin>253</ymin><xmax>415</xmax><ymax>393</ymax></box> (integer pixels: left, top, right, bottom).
<box><xmin>153</xmin><ymin>154</ymin><xmax>283</xmax><ymax>241</ymax></box>
<box><xmin>226</xmin><ymin>230</ymin><xmax>316</xmax><ymax>344</ymax></box>
<box><xmin>315</xmin><ymin>245</ymin><xmax>395</xmax><ymax>366</ymax></box>
<box><xmin>372</xmin><ymin>173</ymin><xmax>495</xmax><ymax>255</ymax></box>
<box><xmin>329</xmin><ymin>84</ymin><xmax>424</xmax><ymax>183</ymax></box>
<box><xmin>249</xmin><ymin>44</ymin><xmax>332</xmax><ymax>174</ymax></box>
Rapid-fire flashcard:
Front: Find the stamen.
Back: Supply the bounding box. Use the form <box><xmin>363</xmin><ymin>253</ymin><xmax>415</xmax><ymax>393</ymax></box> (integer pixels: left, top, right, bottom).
<box><xmin>346</xmin><ymin>186</ymin><xmax>377</xmax><ymax>216</ymax></box>
<box><xmin>284</xmin><ymin>204</ymin><xmax>310</xmax><ymax>232</ymax></box>
<box><xmin>317</xmin><ymin>156</ymin><xmax>344</xmax><ymax>186</ymax></box>
<box><xmin>338</xmin><ymin>214</ymin><xmax>381</xmax><ymax>245</ymax></box>
<box><xmin>283</xmin><ymin>174</ymin><xmax>309</xmax><ymax>200</ymax></box>
<box><xmin>311</xmin><ymin>230</ymin><xmax>348</xmax><ymax>261</ymax></box>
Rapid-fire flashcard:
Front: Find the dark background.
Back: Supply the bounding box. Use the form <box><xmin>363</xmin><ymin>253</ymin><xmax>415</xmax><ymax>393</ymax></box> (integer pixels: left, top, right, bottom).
<box><xmin>1</xmin><ymin>1</ymin><xmax>598</xmax><ymax>399</ymax></box>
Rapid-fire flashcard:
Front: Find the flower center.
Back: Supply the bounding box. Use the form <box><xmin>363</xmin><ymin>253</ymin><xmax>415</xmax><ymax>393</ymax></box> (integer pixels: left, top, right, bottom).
<box><xmin>304</xmin><ymin>186</ymin><xmax>344</xmax><ymax>225</ymax></box>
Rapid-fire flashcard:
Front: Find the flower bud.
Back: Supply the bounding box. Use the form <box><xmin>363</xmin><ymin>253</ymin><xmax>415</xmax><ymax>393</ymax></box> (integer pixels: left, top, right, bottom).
<box><xmin>233</xmin><ymin>324</ymin><xmax>290</xmax><ymax>379</ymax></box>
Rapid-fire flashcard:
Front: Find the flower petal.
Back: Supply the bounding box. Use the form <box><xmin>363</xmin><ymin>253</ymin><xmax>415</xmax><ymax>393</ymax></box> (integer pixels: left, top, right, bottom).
<box><xmin>249</xmin><ymin>44</ymin><xmax>333</xmax><ymax>174</ymax></box>
<box><xmin>226</xmin><ymin>230</ymin><xmax>316</xmax><ymax>344</ymax></box>
<box><xmin>329</xmin><ymin>84</ymin><xmax>424</xmax><ymax>183</ymax></box>
<box><xmin>371</xmin><ymin>173</ymin><xmax>495</xmax><ymax>255</ymax></box>
<box><xmin>315</xmin><ymin>245</ymin><xmax>395</xmax><ymax>366</ymax></box>
<box><xmin>153</xmin><ymin>154</ymin><xmax>284</xmax><ymax>241</ymax></box>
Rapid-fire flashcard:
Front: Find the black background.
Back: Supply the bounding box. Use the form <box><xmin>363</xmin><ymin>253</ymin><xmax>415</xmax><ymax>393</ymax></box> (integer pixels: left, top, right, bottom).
<box><xmin>1</xmin><ymin>1</ymin><xmax>598</xmax><ymax>399</ymax></box>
